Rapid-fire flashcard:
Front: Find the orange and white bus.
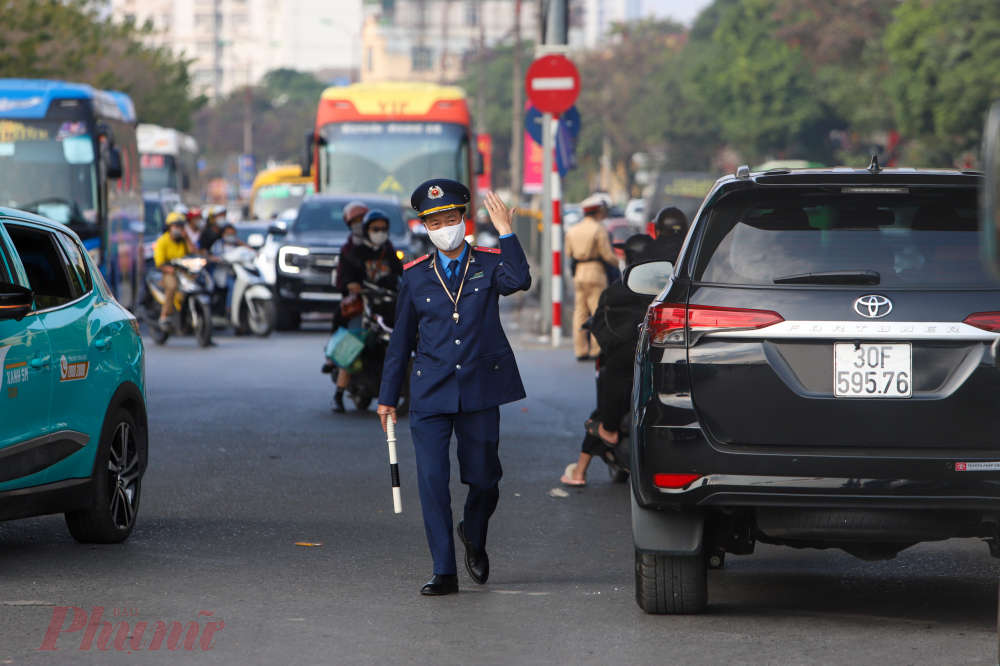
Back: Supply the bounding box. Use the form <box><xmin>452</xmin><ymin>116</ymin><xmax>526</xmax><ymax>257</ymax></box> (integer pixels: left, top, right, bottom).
<box><xmin>307</xmin><ymin>82</ymin><xmax>479</xmax><ymax>235</ymax></box>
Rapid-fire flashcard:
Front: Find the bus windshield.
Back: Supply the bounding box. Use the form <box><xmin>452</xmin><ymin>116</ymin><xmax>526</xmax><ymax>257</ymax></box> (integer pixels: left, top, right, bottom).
<box><xmin>141</xmin><ymin>153</ymin><xmax>177</xmax><ymax>191</ymax></box>
<box><xmin>0</xmin><ymin>120</ymin><xmax>97</xmax><ymax>225</ymax></box>
<box><xmin>253</xmin><ymin>182</ymin><xmax>314</xmax><ymax>220</ymax></box>
<box><xmin>320</xmin><ymin>121</ymin><xmax>469</xmax><ymax>202</ymax></box>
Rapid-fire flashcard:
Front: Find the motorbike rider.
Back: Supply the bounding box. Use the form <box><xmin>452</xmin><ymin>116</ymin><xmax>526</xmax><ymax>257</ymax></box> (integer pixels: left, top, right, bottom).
<box><xmin>153</xmin><ymin>211</ymin><xmax>196</xmax><ymax>330</ymax></box>
<box><xmin>209</xmin><ymin>223</ymin><xmax>249</xmax><ymax>315</ymax></box>
<box><xmin>564</xmin><ymin>193</ymin><xmax>620</xmax><ymax>361</ymax></box>
<box><xmin>561</xmin><ymin>234</ymin><xmax>656</xmax><ymax>486</ymax></box>
<box><xmin>185</xmin><ymin>206</ymin><xmax>203</xmax><ymax>246</ymax></box>
<box><xmin>642</xmin><ymin>206</ymin><xmax>688</xmax><ymax>264</ymax></box>
<box><xmin>198</xmin><ymin>205</ymin><xmax>226</xmax><ymax>253</ymax></box>
<box><xmin>331</xmin><ymin>208</ymin><xmax>404</xmax><ymax>413</ymax></box>
<box><xmin>322</xmin><ymin>201</ymin><xmax>370</xmax><ymax>375</ymax></box>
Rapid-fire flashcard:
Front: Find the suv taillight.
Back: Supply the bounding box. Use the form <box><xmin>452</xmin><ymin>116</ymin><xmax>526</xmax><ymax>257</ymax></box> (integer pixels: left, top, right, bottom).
<box><xmin>964</xmin><ymin>312</ymin><xmax>1000</xmax><ymax>332</ymax></box>
<box><xmin>646</xmin><ymin>303</ymin><xmax>784</xmax><ymax>347</ymax></box>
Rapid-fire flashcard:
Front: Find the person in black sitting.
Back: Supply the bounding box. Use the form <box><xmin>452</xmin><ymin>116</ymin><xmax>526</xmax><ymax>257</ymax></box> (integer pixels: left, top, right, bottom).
<box><xmin>561</xmin><ymin>234</ymin><xmax>657</xmax><ymax>486</ymax></box>
<box><xmin>642</xmin><ymin>206</ymin><xmax>688</xmax><ymax>264</ymax></box>
<box><xmin>330</xmin><ymin>208</ymin><xmax>404</xmax><ymax>412</ymax></box>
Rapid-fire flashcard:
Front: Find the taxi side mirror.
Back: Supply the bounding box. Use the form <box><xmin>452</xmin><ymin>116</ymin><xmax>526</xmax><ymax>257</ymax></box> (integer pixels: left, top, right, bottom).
<box><xmin>980</xmin><ymin>101</ymin><xmax>1000</xmax><ymax>277</ymax></box>
<box><xmin>624</xmin><ymin>260</ymin><xmax>674</xmax><ymax>296</ymax></box>
<box><xmin>0</xmin><ymin>282</ymin><xmax>34</xmax><ymax>321</ymax></box>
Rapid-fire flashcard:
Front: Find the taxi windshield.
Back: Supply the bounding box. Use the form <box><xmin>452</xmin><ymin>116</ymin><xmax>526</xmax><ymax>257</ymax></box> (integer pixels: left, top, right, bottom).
<box><xmin>0</xmin><ymin>120</ymin><xmax>97</xmax><ymax>225</ymax></box>
<box><xmin>320</xmin><ymin>121</ymin><xmax>469</xmax><ymax>200</ymax></box>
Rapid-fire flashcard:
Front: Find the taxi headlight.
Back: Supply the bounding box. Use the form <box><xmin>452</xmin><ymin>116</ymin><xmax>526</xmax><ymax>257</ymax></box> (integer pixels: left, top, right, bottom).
<box><xmin>278</xmin><ymin>246</ymin><xmax>309</xmax><ymax>274</ymax></box>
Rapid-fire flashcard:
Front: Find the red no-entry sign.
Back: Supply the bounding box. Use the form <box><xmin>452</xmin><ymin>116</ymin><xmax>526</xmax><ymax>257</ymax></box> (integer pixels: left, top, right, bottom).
<box><xmin>525</xmin><ymin>55</ymin><xmax>580</xmax><ymax>116</ymax></box>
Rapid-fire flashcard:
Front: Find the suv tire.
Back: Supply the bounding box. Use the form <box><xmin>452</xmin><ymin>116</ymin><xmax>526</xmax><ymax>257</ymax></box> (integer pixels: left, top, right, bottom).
<box><xmin>65</xmin><ymin>408</ymin><xmax>142</xmax><ymax>544</ymax></box>
<box><xmin>634</xmin><ymin>551</ymin><xmax>707</xmax><ymax>614</ymax></box>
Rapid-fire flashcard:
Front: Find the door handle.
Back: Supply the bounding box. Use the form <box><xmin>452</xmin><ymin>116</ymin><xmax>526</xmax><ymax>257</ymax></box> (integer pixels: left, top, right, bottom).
<box><xmin>95</xmin><ymin>336</ymin><xmax>113</xmax><ymax>350</ymax></box>
<box><xmin>29</xmin><ymin>354</ymin><xmax>51</xmax><ymax>368</ymax></box>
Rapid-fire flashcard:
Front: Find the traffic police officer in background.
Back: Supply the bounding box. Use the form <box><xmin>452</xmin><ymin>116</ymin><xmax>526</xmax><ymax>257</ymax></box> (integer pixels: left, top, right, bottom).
<box><xmin>564</xmin><ymin>193</ymin><xmax>619</xmax><ymax>360</ymax></box>
<box><xmin>378</xmin><ymin>179</ymin><xmax>531</xmax><ymax>596</ymax></box>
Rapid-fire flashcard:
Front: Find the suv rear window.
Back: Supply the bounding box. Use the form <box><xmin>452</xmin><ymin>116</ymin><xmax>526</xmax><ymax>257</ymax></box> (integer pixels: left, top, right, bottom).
<box><xmin>693</xmin><ymin>187</ymin><xmax>999</xmax><ymax>288</ymax></box>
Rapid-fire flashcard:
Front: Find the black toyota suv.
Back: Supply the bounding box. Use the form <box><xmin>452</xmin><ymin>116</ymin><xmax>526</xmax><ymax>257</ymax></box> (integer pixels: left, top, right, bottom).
<box><xmin>272</xmin><ymin>194</ymin><xmax>410</xmax><ymax>330</ymax></box>
<box><xmin>625</xmin><ymin>165</ymin><xmax>1000</xmax><ymax>614</ymax></box>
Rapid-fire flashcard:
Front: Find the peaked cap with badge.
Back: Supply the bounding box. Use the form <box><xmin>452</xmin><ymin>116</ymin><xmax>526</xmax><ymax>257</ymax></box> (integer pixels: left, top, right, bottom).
<box><xmin>411</xmin><ymin>178</ymin><xmax>471</xmax><ymax>218</ymax></box>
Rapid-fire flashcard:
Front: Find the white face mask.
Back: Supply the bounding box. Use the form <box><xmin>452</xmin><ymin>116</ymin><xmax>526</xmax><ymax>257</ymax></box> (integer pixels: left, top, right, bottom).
<box><xmin>368</xmin><ymin>230</ymin><xmax>388</xmax><ymax>247</ymax></box>
<box><xmin>350</xmin><ymin>221</ymin><xmax>363</xmax><ymax>238</ymax></box>
<box><xmin>427</xmin><ymin>222</ymin><xmax>465</xmax><ymax>252</ymax></box>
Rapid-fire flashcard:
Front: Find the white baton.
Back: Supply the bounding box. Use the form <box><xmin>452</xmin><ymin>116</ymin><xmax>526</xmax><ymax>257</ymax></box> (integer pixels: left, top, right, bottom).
<box><xmin>387</xmin><ymin>416</ymin><xmax>402</xmax><ymax>513</ymax></box>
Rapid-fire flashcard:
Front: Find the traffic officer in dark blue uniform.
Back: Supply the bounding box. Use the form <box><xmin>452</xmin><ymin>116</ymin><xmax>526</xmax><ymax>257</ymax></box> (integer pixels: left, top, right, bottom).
<box><xmin>378</xmin><ymin>179</ymin><xmax>531</xmax><ymax>596</ymax></box>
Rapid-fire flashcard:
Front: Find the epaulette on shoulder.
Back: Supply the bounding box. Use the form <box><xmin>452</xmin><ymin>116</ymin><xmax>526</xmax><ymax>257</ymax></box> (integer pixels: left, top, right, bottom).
<box><xmin>473</xmin><ymin>246</ymin><xmax>501</xmax><ymax>254</ymax></box>
<box><xmin>404</xmin><ymin>254</ymin><xmax>430</xmax><ymax>270</ymax></box>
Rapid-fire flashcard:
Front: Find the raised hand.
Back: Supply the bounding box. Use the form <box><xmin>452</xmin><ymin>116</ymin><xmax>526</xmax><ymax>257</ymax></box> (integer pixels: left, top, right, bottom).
<box><xmin>483</xmin><ymin>191</ymin><xmax>516</xmax><ymax>236</ymax></box>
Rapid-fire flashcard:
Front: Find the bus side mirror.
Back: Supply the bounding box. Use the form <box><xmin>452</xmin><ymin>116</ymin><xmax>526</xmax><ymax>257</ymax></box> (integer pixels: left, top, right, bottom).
<box><xmin>302</xmin><ymin>131</ymin><xmax>315</xmax><ymax>176</ymax></box>
<box><xmin>0</xmin><ymin>282</ymin><xmax>34</xmax><ymax>321</ymax></box>
<box><xmin>474</xmin><ymin>150</ymin><xmax>485</xmax><ymax>176</ymax></box>
<box><xmin>106</xmin><ymin>147</ymin><xmax>123</xmax><ymax>179</ymax></box>
<box><xmin>624</xmin><ymin>260</ymin><xmax>674</xmax><ymax>296</ymax></box>
<box><xmin>181</xmin><ymin>171</ymin><xmax>191</xmax><ymax>189</ymax></box>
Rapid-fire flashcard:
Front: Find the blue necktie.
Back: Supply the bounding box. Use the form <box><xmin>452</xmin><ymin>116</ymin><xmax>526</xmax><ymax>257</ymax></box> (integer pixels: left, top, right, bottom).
<box><xmin>448</xmin><ymin>259</ymin><xmax>460</xmax><ymax>290</ymax></box>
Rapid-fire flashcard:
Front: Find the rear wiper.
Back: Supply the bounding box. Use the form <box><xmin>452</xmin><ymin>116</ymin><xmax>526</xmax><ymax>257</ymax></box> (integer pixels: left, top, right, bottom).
<box><xmin>773</xmin><ymin>270</ymin><xmax>880</xmax><ymax>285</ymax></box>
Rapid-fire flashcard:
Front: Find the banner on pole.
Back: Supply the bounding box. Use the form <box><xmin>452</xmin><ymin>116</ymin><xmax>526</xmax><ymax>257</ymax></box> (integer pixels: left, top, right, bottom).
<box><xmin>523</xmin><ymin>131</ymin><xmax>543</xmax><ymax>194</ymax></box>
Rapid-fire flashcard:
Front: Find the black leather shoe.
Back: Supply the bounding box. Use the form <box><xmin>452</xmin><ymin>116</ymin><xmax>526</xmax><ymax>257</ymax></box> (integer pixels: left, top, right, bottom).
<box><xmin>331</xmin><ymin>393</ymin><xmax>345</xmax><ymax>414</ymax></box>
<box><xmin>420</xmin><ymin>574</ymin><xmax>458</xmax><ymax>596</ymax></box>
<box><xmin>457</xmin><ymin>520</ymin><xmax>489</xmax><ymax>584</ymax></box>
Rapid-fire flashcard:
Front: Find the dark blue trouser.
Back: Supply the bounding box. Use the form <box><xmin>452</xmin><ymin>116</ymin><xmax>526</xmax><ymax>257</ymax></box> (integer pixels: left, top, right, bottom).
<box><xmin>409</xmin><ymin>407</ymin><xmax>502</xmax><ymax>575</ymax></box>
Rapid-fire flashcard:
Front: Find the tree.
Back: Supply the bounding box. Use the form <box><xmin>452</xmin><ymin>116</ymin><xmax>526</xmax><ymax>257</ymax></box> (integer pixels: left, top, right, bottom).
<box><xmin>684</xmin><ymin>0</ymin><xmax>841</xmax><ymax>165</ymax></box>
<box><xmin>885</xmin><ymin>0</ymin><xmax>1000</xmax><ymax>162</ymax></box>
<box><xmin>0</xmin><ymin>0</ymin><xmax>204</xmax><ymax>130</ymax></box>
<box><xmin>191</xmin><ymin>69</ymin><xmax>327</xmax><ymax>175</ymax></box>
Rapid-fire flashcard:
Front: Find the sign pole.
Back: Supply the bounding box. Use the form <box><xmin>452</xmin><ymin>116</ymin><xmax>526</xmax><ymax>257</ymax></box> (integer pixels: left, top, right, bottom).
<box><xmin>550</xmin><ymin>114</ymin><xmax>562</xmax><ymax>348</ymax></box>
<box><xmin>540</xmin><ymin>111</ymin><xmax>553</xmax><ymax>339</ymax></box>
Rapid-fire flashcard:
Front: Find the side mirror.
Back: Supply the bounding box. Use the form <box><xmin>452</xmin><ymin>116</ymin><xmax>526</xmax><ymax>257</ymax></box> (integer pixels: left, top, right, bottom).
<box><xmin>624</xmin><ymin>259</ymin><xmax>674</xmax><ymax>296</ymax></box>
<box><xmin>981</xmin><ymin>101</ymin><xmax>1000</xmax><ymax>277</ymax></box>
<box><xmin>474</xmin><ymin>150</ymin><xmax>485</xmax><ymax>176</ymax></box>
<box><xmin>0</xmin><ymin>282</ymin><xmax>34</xmax><ymax>321</ymax></box>
<box><xmin>106</xmin><ymin>147</ymin><xmax>123</xmax><ymax>179</ymax></box>
<box><xmin>302</xmin><ymin>130</ymin><xmax>315</xmax><ymax>176</ymax></box>
<box><xmin>181</xmin><ymin>172</ymin><xmax>191</xmax><ymax>189</ymax></box>
<box><xmin>268</xmin><ymin>222</ymin><xmax>287</xmax><ymax>237</ymax></box>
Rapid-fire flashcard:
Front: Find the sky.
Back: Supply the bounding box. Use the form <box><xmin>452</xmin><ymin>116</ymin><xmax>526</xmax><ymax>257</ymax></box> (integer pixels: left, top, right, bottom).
<box><xmin>644</xmin><ymin>0</ymin><xmax>715</xmax><ymax>25</ymax></box>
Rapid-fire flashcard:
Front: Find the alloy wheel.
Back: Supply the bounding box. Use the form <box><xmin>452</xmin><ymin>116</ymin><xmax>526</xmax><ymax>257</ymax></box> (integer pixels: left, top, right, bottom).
<box><xmin>107</xmin><ymin>422</ymin><xmax>140</xmax><ymax>530</ymax></box>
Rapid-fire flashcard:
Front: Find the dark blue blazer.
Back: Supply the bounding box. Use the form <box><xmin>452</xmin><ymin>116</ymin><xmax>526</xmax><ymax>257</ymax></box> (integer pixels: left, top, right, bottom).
<box><xmin>378</xmin><ymin>235</ymin><xmax>531</xmax><ymax>413</ymax></box>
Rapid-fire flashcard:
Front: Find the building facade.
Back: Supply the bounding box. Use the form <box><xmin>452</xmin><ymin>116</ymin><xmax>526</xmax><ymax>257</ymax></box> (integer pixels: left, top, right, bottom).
<box><xmin>360</xmin><ymin>0</ymin><xmax>538</xmax><ymax>84</ymax></box>
<box><xmin>110</xmin><ymin>0</ymin><xmax>363</xmax><ymax>97</ymax></box>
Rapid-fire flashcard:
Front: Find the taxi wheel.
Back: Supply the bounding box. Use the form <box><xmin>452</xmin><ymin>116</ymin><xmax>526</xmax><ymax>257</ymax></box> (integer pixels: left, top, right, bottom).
<box><xmin>65</xmin><ymin>408</ymin><xmax>142</xmax><ymax>544</ymax></box>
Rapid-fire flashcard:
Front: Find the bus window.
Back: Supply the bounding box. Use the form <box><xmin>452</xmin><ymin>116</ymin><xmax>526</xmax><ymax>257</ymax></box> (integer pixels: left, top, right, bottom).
<box><xmin>320</xmin><ymin>122</ymin><xmax>468</xmax><ymax>200</ymax></box>
<box><xmin>0</xmin><ymin>121</ymin><xmax>98</xmax><ymax>225</ymax></box>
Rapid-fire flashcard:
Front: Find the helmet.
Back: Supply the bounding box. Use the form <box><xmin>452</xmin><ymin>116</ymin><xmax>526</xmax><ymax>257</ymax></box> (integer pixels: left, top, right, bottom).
<box><xmin>166</xmin><ymin>211</ymin><xmax>186</xmax><ymax>227</ymax></box>
<box><xmin>616</xmin><ymin>233</ymin><xmax>654</xmax><ymax>266</ymax></box>
<box><xmin>362</xmin><ymin>208</ymin><xmax>390</xmax><ymax>230</ymax></box>
<box><xmin>343</xmin><ymin>201</ymin><xmax>370</xmax><ymax>226</ymax></box>
<box><xmin>580</xmin><ymin>192</ymin><xmax>612</xmax><ymax>212</ymax></box>
<box><xmin>187</xmin><ymin>206</ymin><xmax>202</xmax><ymax>220</ymax></box>
<box><xmin>655</xmin><ymin>206</ymin><xmax>687</xmax><ymax>235</ymax></box>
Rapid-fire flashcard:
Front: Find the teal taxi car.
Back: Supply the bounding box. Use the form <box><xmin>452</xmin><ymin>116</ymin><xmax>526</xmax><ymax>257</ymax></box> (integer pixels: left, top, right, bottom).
<box><xmin>0</xmin><ymin>208</ymin><xmax>147</xmax><ymax>543</ymax></box>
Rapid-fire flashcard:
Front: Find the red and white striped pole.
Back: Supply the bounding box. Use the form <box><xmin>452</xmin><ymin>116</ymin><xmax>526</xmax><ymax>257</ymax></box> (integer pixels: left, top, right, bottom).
<box><xmin>551</xmin><ymin>114</ymin><xmax>562</xmax><ymax>349</ymax></box>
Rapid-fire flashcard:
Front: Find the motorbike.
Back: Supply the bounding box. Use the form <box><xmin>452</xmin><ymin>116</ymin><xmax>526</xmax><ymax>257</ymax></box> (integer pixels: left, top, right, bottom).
<box><xmin>210</xmin><ymin>245</ymin><xmax>275</xmax><ymax>336</ymax></box>
<box><xmin>333</xmin><ymin>276</ymin><xmax>411</xmax><ymax>414</ymax></box>
<box><xmin>143</xmin><ymin>256</ymin><xmax>214</xmax><ymax>348</ymax></box>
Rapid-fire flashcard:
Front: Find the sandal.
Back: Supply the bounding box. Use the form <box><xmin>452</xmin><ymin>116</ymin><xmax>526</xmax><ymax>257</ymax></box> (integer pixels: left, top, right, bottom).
<box><xmin>584</xmin><ymin>419</ymin><xmax>619</xmax><ymax>447</ymax></box>
<box><xmin>560</xmin><ymin>463</ymin><xmax>586</xmax><ymax>487</ymax></box>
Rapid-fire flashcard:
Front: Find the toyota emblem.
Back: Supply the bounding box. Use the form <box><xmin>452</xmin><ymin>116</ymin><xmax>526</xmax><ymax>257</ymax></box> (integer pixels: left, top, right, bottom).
<box><xmin>854</xmin><ymin>294</ymin><xmax>892</xmax><ymax>318</ymax></box>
